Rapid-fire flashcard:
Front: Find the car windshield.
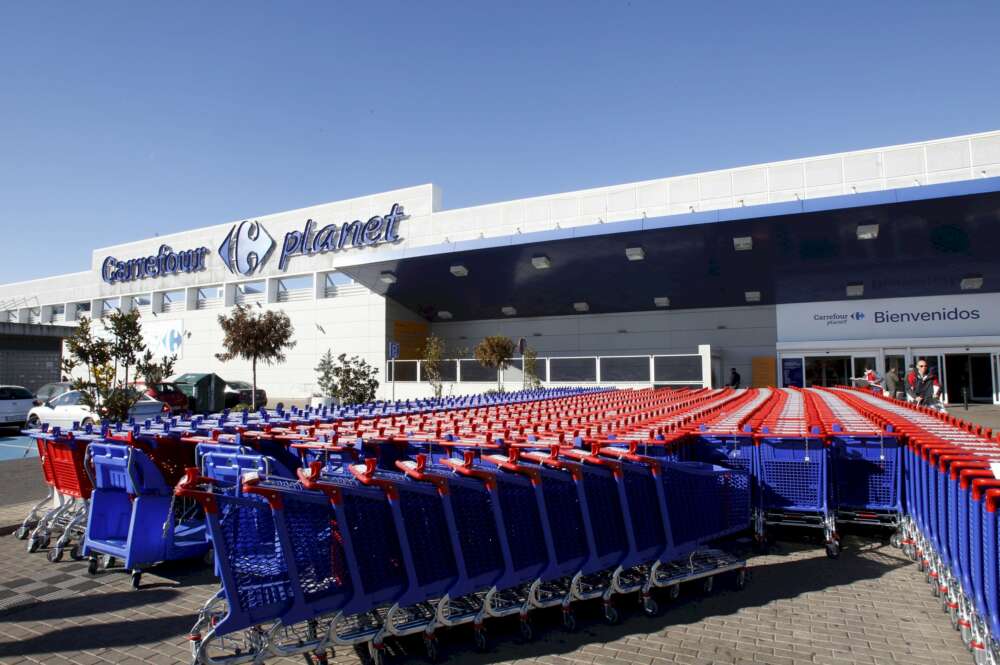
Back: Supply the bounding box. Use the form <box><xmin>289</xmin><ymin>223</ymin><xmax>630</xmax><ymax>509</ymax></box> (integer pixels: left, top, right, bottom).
<box><xmin>173</xmin><ymin>374</ymin><xmax>201</xmax><ymax>384</ymax></box>
<box><xmin>228</xmin><ymin>381</ymin><xmax>252</xmax><ymax>390</ymax></box>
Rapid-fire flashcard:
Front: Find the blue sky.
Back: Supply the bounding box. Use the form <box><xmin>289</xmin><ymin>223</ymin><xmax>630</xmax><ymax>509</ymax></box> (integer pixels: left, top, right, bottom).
<box><xmin>1</xmin><ymin>2</ymin><xmax>998</xmax><ymax>282</ymax></box>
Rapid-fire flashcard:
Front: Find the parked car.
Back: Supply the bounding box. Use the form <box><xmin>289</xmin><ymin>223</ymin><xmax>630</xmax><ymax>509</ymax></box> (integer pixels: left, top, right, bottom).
<box><xmin>34</xmin><ymin>381</ymin><xmax>73</xmax><ymax>405</ymax></box>
<box><xmin>224</xmin><ymin>381</ymin><xmax>267</xmax><ymax>409</ymax></box>
<box><xmin>0</xmin><ymin>385</ymin><xmax>35</xmax><ymax>429</ymax></box>
<box><xmin>26</xmin><ymin>390</ymin><xmax>168</xmax><ymax>429</ymax></box>
<box><xmin>134</xmin><ymin>381</ymin><xmax>189</xmax><ymax>414</ymax></box>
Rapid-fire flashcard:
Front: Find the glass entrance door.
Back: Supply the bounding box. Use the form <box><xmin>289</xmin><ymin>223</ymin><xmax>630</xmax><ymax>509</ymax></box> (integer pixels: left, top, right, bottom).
<box><xmin>994</xmin><ymin>353</ymin><xmax>1000</xmax><ymax>405</ymax></box>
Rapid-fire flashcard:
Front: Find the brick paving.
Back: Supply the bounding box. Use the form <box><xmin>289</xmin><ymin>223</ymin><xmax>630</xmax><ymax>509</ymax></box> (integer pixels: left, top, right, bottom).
<box><xmin>0</xmin><ymin>529</ymin><xmax>969</xmax><ymax>665</ymax></box>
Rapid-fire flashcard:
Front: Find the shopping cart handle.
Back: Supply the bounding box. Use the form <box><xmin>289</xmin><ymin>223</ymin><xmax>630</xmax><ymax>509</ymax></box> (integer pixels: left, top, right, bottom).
<box><xmin>174</xmin><ymin>467</ymin><xmax>223</xmax><ymax>512</ymax></box>
<box><xmin>242</xmin><ymin>475</ymin><xmax>284</xmax><ymax>509</ymax></box>
<box><xmin>396</xmin><ymin>455</ymin><xmax>449</xmax><ymax>495</ymax></box>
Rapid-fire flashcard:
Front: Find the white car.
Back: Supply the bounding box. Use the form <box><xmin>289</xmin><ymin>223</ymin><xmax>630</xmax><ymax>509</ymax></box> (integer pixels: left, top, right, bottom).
<box><xmin>25</xmin><ymin>390</ymin><xmax>168</xmax><ymax>430</ymax></box>
<box><xmin>0</xmin><ymin>385</ymin><xmax>35</xmax><ymax>429</ymax></box>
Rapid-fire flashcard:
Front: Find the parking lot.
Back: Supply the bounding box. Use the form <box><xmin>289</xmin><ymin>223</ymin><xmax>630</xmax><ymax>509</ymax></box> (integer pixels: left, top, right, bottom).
<box><xmin>0</xmin><ymin>513</ymin><xmax>969</xmax><ymax>665</ymax></box>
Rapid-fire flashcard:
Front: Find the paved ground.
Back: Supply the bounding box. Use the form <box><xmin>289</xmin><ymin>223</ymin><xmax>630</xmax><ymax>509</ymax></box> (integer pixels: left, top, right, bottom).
<box><xmin>950</xmin><ymin>403</ymin><xmax>1000</xmax><ymax>432</ymax></box>
<box><xmin>0</xmin><ymin>528</ymin><xmax>969</xmax><ymax>665</ymax></box>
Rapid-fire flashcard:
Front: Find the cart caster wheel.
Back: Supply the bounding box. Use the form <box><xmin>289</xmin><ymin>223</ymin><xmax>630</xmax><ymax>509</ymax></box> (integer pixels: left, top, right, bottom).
<box><xmin>562</xmin><ymin>610</ymin><xmax>577</xmax><ymax>632</ymax></box>
<box><xmin>668</xmin><ymin>584</ymin><xmax>681</xmax><ymax>601</ymax></box>
<box><xmin>603</xmin><ymin>603</ymin><xmax>620</xmax><ymax>625</ymax></box>
<box><xmin>825</xmin><ymin>542</ymin><xmax>840</xmax><ymax>559</ymax></box>
<box><xmin>702</xmin><ymin>576</ymin><xmax>714</xmax><ymax>594</ymax></box>
<box><xmin>27</xmin><ymin>536</ymin><xmax>41</xmax><ymax>554</ymax></box>
<box><xmin>519</xmin><ymin>619</ymin><xmax>533</xmax><ymax>641</ymax></box>
<box><xmin>949</xmin><ymin>606</ymin><xmax>959</xmax><ymax>629</ymax></box>
<box><xmin>87</xmin><ymin>556</ymin><xmax>99</xmax><ymax>575</ymax></box>
<box><xmin>423</xmin><ymin>635</ymin><xmax>440</xmax><ymax>663</ymax></box>
<box><xmin>47</xmin><ymin>546</ymin><xmax>63</xmax><ymax>563</ymax></box>
<box><xmin>40</xmin><ymin>534</ymin><xmax>51</xmax><ymax>549</ymax></box>
<box><xmin>69</xmin><ymin>544</ymin><xmax>84</xmax><ymax>561</ymax></box>
<box><xmin>890</xmin><ymin>532</ymin><xmax>902</xmax><ymax>548</ymax></box>
<box><xmin>473</xmin><ymin>628</ymin><xmax>488</xmax><ymax>652</ymax></box>
<box><xmin>15</xmin><ymin>526</ymin><xmax>29</xmax><ymax>540</ymax></box>
<box><xmin>642</xmin><ymin>597</ymin><xmax>659</xmax><ymax>617</ymax></box>
<box><xmin>101</xmin><ymin>554</ymin><xmax>115</xmax><ymax>569</ymax></box>
<box><xmin>917</xmin><ymin>559</ymin><xmax>926</xmax><ymax>572</ymax></box>
<box><xmin>735</xmin><ymin>568</ymin><xmax>747</xmax><ymax>590</ymax></box>
<box><xmin>130</xmin><ymin>571</ymin><xmax>142</xmax><ymax>589</ymax></box>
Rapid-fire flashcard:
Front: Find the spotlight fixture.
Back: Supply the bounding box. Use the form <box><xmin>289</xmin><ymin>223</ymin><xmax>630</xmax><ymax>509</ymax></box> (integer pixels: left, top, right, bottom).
<box><xmin>733</xmin><ymin>236</ymin><xmax>753</xmax><ymax>251</ymax></box>
<box><xmin>437</xmin><ymin>310</ymin><xmax>453</xmax><ymax>320</ymax></box>
<box><xmin>379</xmin><ymin>271</ymin><xmax>397</xmax><ymax>284</ymax></box>
<box><xmin>653</xmin><ymin>297</ymin><xmax>670</xmax><ymax>308</ymax></box>
<box><xmin>961</xmin><ymin>274</ymin><xmax>984</xmax><ymax>291</ymax></box>
<box><xmin>449</xmin><ymin>264</ymin><xmax>468</xmax><ymax>277</ymax></box>
<box><xmin>856</xmin><ymin>223</ymin><xmax>879</xmax><ymax>240</ymax></box>
<box><xmin>501</xmin><ymin>306</ymin><xmax>517</xmax><ymax>316</ymax></box>
<box><xmin>531</xmin><ymin>255</ymin><xmax>551</xmax><ymax>270</ymax></box>
<box><xmin>625</xmin><ymin>246</ymin><xmax>645</xmax><ymax>261</ymax></box>
<box><xmin>744</xmin><ymin>291</ymin><xmax>761</xmax><ymax>303</ymax></box>
<box><xmin>573</xmin><ymin>302</ymin><xmax>590</xmax><ymax>313</ymax></box>
<box><xmin>846</xmin><ymin>282</ymin><xmax>864</xmax><ymax>297</ymax></box>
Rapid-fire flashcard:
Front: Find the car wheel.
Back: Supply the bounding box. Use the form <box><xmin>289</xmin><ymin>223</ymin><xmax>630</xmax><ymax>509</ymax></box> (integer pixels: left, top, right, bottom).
<box><xmin>81</xmin><ymin>418</ymin><xmax>94</xmax><ymax>429</ymax></box>
<box><xmin>26</xmin><ymin>415</ymin><xmax>40</xmax><ymax>429</ymax></box>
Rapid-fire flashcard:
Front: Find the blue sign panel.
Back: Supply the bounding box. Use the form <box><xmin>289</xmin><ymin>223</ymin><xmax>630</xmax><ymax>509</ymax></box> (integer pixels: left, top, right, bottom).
<box><xmin>387</xmin><ymin>340</ymin><xmax>400</xmax><ymax>360</ymax></box>
<box><xmin>101</xmin><ymin>244</ymin><xmax>210</xmax><ymax>284</ymax></box>
<box><xmin>781</xmin><ymin>357</ymin><xmax>805</xmax><ymax>388</ymax></box>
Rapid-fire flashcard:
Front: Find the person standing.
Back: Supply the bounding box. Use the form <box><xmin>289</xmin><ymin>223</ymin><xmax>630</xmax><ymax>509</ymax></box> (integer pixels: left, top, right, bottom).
<box><xmin>883</xmin><ymin>366</ymin><xmax>900</xmax><ymax>399</ymax></box>
<box><xmin>729</xmin><ymin>367</ymin><xmax>741</xmax><ymax>388</ymax></box>
<box><xmin>906</xmin><ymin>359</ymin><xmax>942</xmax><ymax>408</ymax></box>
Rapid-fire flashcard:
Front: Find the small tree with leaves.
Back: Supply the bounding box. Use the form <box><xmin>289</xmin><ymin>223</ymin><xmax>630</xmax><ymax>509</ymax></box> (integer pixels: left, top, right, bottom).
<box><xmin>314</xmin><ymin>350</ymin><xmax>338</xmax><ymax>400</ymax></box>
<box><xmin>107</xmin><ymin>309</ymin><xmax>145</xmax><ymax>387</ymax></box>
<box><xmin>420</xmin><ymin>334</ymin><xmax>447</xmax><ymax>398</ymax></box>
<box><xmin>330</xmin><ymin>353</ymin><xmax>380</xmax><ymax>405</ymax></box>
<box><xmin>216</xmin><ymin>305</ymin><xmax>296</xmax><ymax>410</ymax></box>
<box><xmin>136</xmin><ymin>349</ymin><xmax>177</xmax><ymax>386</ymax></box>
<box><xmin>474</xmin><ymin>335</ymin><xmax>516</xmax><ymax>391</ymax></box>
<box><xmin>523</xmin><ymin>346</ymin><xmax>542</xmax><ymax>389</ymax></box>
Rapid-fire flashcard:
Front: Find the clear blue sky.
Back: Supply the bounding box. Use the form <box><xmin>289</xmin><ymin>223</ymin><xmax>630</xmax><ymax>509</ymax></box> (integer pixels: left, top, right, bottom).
<box><xmin>1</xmin><ymin>2</ymin><xmax>998</xmax><ymax>283</ymax></box>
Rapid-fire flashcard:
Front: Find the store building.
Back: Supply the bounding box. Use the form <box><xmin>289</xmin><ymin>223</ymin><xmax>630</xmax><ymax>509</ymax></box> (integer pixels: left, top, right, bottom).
<box><xmin>1</xmin><ymin>130</ymin><xmax>999</xmax><ymax>403</ymax></box>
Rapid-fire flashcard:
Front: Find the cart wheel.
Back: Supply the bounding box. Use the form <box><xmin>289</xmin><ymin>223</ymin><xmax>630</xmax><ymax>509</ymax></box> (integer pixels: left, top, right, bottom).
<box><xmin>47</xmin><ymin>546</ymin><xmax>63</xmax><ymax>563</ymax></box>
<box><xmin>15</xmin><ymin>526</ymin><xmax>30</xmax><ymax>540</ymax></box>
<box><xmin>87</xmin><ymin>556</ymin><xmax>99</xmax><ymax>575</ymax></box>
<box><xmin>39</xmin><ymin>533</ymin><xmax>51</xmax><ymax>549</ymax></box>
<box><xmin>423</xmin><ymin>635</ymin><xmax>439</xmax><ymax>663</ymax></box>
<box><xmin>825</xmin><ymin>542</ymin><xmax>840</xmax><ymax>559</ymax></box>
<box><xmin>473</xmin><ymin>627</ymin><xmax>488</xmax><ymax>652</ymax></box>
<box><xmin>702</xmin><ymin>576</ymin><xmax>714</xmax><ymax>594</ymax></box>
<box><xmin>130</xmin><ymin>571</ymin><xmax>142</xmax><ymax>589</ymax></box>
<box><xmin>735</xmin><ymin>568</ymin><xmax>747</xmax><ymax>590</ymax></box>
<box><xmin>519</xmin><ymin>618</ymin><xmax>534</xmax><ymax>642</ymax></box>
<box><xmin>890</xmin><ymin>531</ymin><xmax>902</xmax><ymax>548</ymax></box>
<box><xmin>561</xmin><ymin>609</ymin><xmax>577</xmax><ymax>632</ymax></box>
<box><xmin>69</xmin><ymin>545</ymin><xmax>84</xmax><ymax>561</ymax></box>
<box><xmin>949</xmin><ymin>605</ymin><xmax>959</xmax><ymax>630</ymax></box>
<box><xmin>642</xmin><ymin>596</ymin><xmax>660</xmax><ymax>617</ymax></box>
<box><xmin>668</xmin><ymin>584</ymin><xmax>681</xmax><ymax>601</ymax></box>
<box><xmin>27</xmin><ymin>535</ymin><xmax>41</xmax><ymax>554</ymax></box>
<box><xmin>102</xmin><ymin>554</ymin><xmax>116</xmax><ymax>569</ymax></box>
<box><xmin>603</xmin><ymin>603</ymin><xmax>620</xmax><ymax>625</ymax></box>
<box><xmin>916</xmin><ymin>558</ymin><xmax>926</xmax><ymax>572</ymax></box>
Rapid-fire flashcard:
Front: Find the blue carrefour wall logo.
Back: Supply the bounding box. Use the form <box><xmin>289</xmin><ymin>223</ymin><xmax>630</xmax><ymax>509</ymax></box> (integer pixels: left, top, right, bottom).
<box><xmin>218</xmin><ymin>221</ymin><xmax>276</xmax><ymax>276</ymax></box>
<box><xmin>851</xmin><ymin>311</ymin><xmax>865</xmax><ymax>320</ymax></box>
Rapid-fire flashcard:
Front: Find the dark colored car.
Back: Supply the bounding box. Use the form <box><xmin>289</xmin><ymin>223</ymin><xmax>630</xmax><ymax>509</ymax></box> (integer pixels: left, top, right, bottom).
<box><xmin>224</xmin><ymin>381</ymin><xmax>267</xmax><ymax>409</ymax></box>
<box><xmin>135</xmin><ymin>381</ymin><xmax>189</xmax><ymax>414</ymax></box>
<box><xmin>34</xmin><ymin>381</ymin><xmax>73</xmax><ymax>405</ymax></box>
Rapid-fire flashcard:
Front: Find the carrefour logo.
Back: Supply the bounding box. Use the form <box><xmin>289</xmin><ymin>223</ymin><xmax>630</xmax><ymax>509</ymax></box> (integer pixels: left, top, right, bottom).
<box><xmin>218</xmin><ymin>221</ymin><xmax>276</xmax><ymax>276</ymax></box>
<box><xmin>851</xmin><ymin>312</ymin><xmax>865</xmax><ymax>321</ymax></box>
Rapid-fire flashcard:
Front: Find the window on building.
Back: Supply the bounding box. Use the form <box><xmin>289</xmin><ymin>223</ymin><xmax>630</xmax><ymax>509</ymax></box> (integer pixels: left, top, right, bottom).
<box><xmin>196</xmin><ymin>285</ymin><xmax>223</xmax><ymax>310</ymax></box>
<box><xmin>323</xmin><ymin>271</ymin><xmax>354</xmax><ymax>297</ymax></box>
<box><xmin>276</xmin><ymin>275</ymin><xmax>314</xmax><ymax>302</ymax></box>
<box><xmin>234</xmin><ymin>280</ymin><xmax>265</xmax><ymax>305</ymax></box>
<box><xmin>162</xmin><ymin>289</ymin><xmax>185</xmax><ymax>312</ymax></box>
<box><xmin>73</xmin><ymin>301</ymin><xmax>91</xmax><ymax>320</ymax></box>
<box><xmin>133</xmin><ymin>294</ymin><xmax>152</xmax><ymax>310</ymax></box>
<box><xmin>27</xmin><ymin>307</ymin><xmax>41</xmax><ymax>324</ymax></box>
<box><xmin>101</xmin><ymin>298</ymin><xmax>120</xmax><ymax>317</ymax></box>
<box><xmin>50</xmin><ymin>304</ymin><xmax>65</xmax><ymax>322</ymax></box>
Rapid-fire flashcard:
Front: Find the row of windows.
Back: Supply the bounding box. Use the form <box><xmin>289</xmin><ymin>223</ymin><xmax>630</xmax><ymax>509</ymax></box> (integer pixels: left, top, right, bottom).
<box><xmin>3</xmin><ymin>273</ymin><xmax>356</xmax><ymax>323</ymax></box>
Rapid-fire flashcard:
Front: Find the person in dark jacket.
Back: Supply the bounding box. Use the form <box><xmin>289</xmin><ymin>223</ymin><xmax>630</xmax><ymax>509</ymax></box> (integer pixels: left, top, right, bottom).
<box><xmin>729</xmin><ymin>368</ymin><xmax>741</xmax><ymax>388</ymax></box>
<box><xmin>906</xmin><ymin>359</ymin><xmax>941</xmax><ymax>407</ymax></box>
<box><xmin>883</xmin><ymin>366</ymin><xmax>900</xmax><ymax>399</ymax></box>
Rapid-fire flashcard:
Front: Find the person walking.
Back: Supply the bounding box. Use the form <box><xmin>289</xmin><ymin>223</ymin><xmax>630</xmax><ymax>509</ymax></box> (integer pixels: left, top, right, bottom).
<box><xmin>729</xmin><ymin>367</ymin><xmax>741</xmax><ymax>389</ymax></box>
<box><xmin>906</xmin><ymin>359</ymin><xmax>943</xmax><ymax>410</ymax></box>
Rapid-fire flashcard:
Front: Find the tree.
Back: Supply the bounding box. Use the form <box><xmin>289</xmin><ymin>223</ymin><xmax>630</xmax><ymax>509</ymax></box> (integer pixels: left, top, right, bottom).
<box><xmin>106</xmin><ymin>309</ymin><xmax>145</xmax><ymax>387</ymax></box>
<box><xmin>314</xmin><ymin>350</ymin><xmax>338</xmax><ymax>399</ymax></box>
<box><xmin>318</xmin><ymin>352</ymin><xmax>379</xmax><ymax>405</ymax></box>
<box><xmin>420</xmin><ymin>334</ymin><xmax>447</xmax><ymax>398</ymax></box>
<box><xmin>523</xmin><ymin>346</ymin><xmax>542</xmax><ymax>389</ymax></box>
<box><xmin>474</xmin><ymin>335</ymin><xmax>516</xmax><ymax>391</ymax></box>
<box><xmin>136</xmin><ymin>349</ymin><xmax>177</xmax><ymax>386</ymax></box>
<box><xmin>216</xmin><ymin>305</ymin><xmax>296</xmax><ymax>410</ymax></box>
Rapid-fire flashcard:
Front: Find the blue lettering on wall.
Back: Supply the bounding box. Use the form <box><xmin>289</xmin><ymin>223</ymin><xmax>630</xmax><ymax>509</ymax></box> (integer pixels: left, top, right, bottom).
<box><xmin>101</xmin><ymin>245</ymin><xmax>210</xmax><ymax>284</ymax></box>
<box><xmin>873</xmin><ymin>307</ymin><xmax>981</xmax><ymax>324</ymax></box>
<box><xmin>277</xmin><ymin>203</ymin><xmax>406</xmax><ymax>270</ymax></box>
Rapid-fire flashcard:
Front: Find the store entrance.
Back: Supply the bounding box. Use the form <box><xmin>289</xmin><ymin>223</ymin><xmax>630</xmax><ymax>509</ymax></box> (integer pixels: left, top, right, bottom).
<box><xmin>804</xmin><ymin>356</ymin><xmax>851</xmax><ymax>387</ymax></box>
<box><xmin>944</xmin><ymin>353</ymin><xmax>993</xmax><ymax>403</ymax></box>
